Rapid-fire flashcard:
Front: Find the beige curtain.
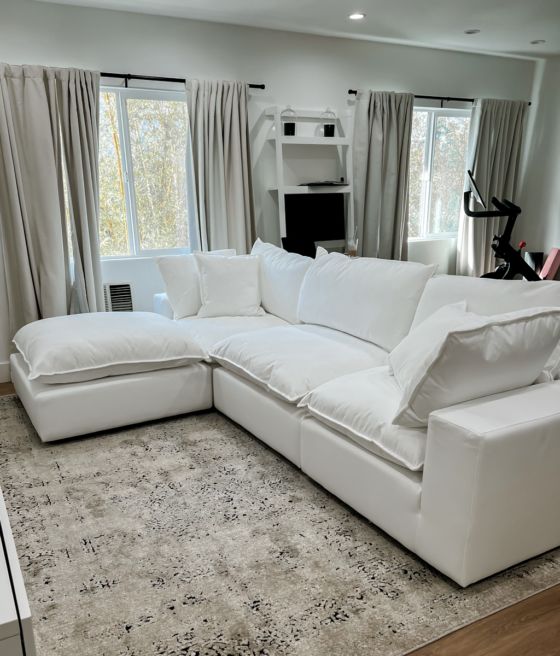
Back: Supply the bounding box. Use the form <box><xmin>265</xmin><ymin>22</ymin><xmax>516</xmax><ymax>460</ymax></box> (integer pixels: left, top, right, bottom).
<box><xmin>0</xmin><ymin>63</ymin><xmax>102</xmax><ymax>336</ymax></box>
<box><xmin>0</xmin><ymin>64</ymin><xmax>68</xmax><ymax>334</ymax></box>
<box><xmin>57</xmin><ymin>68</ymin><xmax>104</xmax><ymax>313</ymax></box>
<box><xmin>457</xmin><ymin>98</ymin><xmax>528</xmax><ymax>277</ymax></box>
<box><xmin>353</xmin><ymin>90</ymin><xmax>414</xmax><ymax>260</ymax></box>
<box><xmin>187</xmin><ymin>80</ymin><xmax>255</xmax><ymax>254</ymax></box>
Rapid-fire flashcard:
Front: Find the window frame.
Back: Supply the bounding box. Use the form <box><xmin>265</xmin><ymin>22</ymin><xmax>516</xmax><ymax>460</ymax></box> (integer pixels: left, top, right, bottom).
<box><xmin>99</xmin><ymin>85</ymin><xmax>192</xmax><ymax>260</ymax></box>
<box><xmin>409</xmin><ymin>106</ymin><xmax>471</xmax><ymax>242</ymax></box>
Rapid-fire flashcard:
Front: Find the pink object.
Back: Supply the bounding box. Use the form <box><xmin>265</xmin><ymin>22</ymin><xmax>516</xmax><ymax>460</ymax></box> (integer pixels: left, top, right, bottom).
<box><xmin>541</xmin><ymin>248</ymin><xmax>560</xmax><ymax>281</ymax></box>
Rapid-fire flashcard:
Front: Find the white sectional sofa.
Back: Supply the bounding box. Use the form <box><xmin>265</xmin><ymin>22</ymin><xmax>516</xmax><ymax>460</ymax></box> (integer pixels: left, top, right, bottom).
<box><xmin>10</xmin><ymin>242</ymin><xmax>560</xmax><ymax>587</ymax></box>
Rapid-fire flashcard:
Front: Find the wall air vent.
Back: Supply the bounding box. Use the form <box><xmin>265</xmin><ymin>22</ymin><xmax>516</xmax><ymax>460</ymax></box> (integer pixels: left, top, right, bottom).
<box><xmin>103</xmin><ymin>283</ymin><xmax>133</xmax><ymax>312</ymax></box>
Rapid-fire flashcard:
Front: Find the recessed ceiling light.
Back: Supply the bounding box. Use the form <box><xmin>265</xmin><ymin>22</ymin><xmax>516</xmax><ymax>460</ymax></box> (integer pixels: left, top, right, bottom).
<box><xmin>349</xmin><ymin>12</ymin><xmax>366</xmax><ymax>20</ymax></box>
<box><xmin>530</xmin><ymin>39</ymin><xmax>546</xmax><ymax>44</ymax></box>
<box><xmin>464</xmin><ymin>29</ymin><xmax>481</xmax><ymax>35</ymax></box>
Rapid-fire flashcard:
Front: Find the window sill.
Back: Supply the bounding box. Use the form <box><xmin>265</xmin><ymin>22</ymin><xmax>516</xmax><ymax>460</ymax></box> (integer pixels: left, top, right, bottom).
<box><xmin>101</xmin><ymin>250</ymin><xmax>191</xmax><ymax>262</ymax></box>
<box><xmin>408</xmin><ymin>235</ymin><xmax>457</xmax><ymax>243</ymax></box>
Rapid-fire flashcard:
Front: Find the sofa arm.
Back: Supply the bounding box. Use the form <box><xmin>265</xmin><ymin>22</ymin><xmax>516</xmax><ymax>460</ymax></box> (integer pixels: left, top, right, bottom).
<box><xmin>415</xmin><ymin>382</ymin><xmax>560</xmax><ymax>587</ymax></box>
<box><xmin>153</xmin><ymin>293</ymin><xmax>174</xmax><ymax>319</ymax></box>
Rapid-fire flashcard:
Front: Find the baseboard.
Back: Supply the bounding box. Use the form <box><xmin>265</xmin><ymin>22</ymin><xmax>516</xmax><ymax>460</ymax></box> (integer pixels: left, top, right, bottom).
<box><xmin>0</xmin><ymin>360</ymin><xmax>10</xmax><ymax>383</ymax></box>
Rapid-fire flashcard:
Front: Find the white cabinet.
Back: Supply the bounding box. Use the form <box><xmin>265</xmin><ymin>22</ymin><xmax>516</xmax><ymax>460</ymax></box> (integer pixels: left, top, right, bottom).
<box><xmin>0</xmin><ymin>490</ymin><xmax>35</xmax><ymax>656</ymax></box>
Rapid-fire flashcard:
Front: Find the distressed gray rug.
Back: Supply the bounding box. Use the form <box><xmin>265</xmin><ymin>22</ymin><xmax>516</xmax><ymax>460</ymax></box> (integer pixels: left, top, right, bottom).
<box><xmin>1</xmin><ymin>395</ymin><xmax>559</xmax><ymax>656</ymax></box>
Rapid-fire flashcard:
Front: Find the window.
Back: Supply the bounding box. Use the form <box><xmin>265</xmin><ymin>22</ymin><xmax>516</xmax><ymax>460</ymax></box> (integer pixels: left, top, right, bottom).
<box><xmin>98</xmin><ymin>87</ymin><xmax>191</xmax><ymax>257</ymax></box>
<box><xmin>408</xmin><ymin>108</ymin><xmax>471</xmax><ymax>240</ymax></box>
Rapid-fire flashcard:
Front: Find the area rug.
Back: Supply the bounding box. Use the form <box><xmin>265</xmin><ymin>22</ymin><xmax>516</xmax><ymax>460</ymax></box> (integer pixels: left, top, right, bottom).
<box><xmin>1</xmin><ymin>395</ymin><xmax>559</xmax><ymax>656</ymax></box>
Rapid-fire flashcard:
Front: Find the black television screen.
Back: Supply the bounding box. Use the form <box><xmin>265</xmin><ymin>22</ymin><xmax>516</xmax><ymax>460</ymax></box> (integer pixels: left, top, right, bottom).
<box><xmin>283</xmin><ymin>193</ymin><xmax>345</xmax><ymax>256</ymax></box>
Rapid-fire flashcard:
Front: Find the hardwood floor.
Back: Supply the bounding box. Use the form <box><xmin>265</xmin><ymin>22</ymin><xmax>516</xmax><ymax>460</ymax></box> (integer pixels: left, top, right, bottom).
<box><xmin>0</xmin><ymin>381</ymin><xmax>14</xmax><ymax>396</ymax></box>
<box><xmin>411</xmin><ymin>583</ymin><xmax>560</xmax><ymax>655</ymax></box>
<box><xmin>0</xmin><ymin>378</ymin><xmax>558</xmax><ymax>654</ymax></box>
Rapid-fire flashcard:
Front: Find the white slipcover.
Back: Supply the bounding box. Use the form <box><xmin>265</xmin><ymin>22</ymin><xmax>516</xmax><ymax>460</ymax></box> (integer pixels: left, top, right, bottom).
<box><xmin>210</xmin><ymin>324</ymin><xmax>388</xmax><ymax>403</ymax></box>
<box><xmin>13</xmin><ymin>312</ymin><xmax>205</xmax><ymax>384</ymax></box>
<box><xmin>299</xmin><ymin>366</ymin><xmax>427</xmax><ymax>471</ymax></box>
<box><xmin>178</xmin><ymin>314</ymin><xmax>288</xmax><ymax>361</ymax></box>
<box><xmin>251</xmin><ymin>239</ymin><xmax>312</xmax><ymax>323</ymax></box>
<box><xmin>297</xmin><ymin>252</ymin><xmax>435</xmax><ymax>350</ymax></box>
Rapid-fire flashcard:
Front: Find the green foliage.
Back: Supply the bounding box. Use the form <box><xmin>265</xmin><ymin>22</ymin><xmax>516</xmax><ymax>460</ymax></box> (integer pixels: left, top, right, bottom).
<box><xmin>98</xmin><ymin>91</ymin><xmax>189</xmax><ymax>257</ymax></box>
<box><xmin>408</xmin><ymin>111</ymin><xmax>428</xmax><ymax>239</ymax></box>
<box><xmin>429</xmin><ymin>115</ymin><xmax>470</xmax><ymax>234</ymax></box>
<box><xmin>99</xmin><ymin>92</ymin><xmax>129</xmax><ymax>256</ymax></box>
<box><xmin>408</xmin><ymin>110</ymin><xmax>470</xmax><ymax>239</ymax></box>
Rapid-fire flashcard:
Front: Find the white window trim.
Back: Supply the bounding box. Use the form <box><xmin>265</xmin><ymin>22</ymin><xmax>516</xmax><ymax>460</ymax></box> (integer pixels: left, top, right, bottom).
<box><xmin>100</xmin><ymin>85</ymin><xmax>193</xmax><ymax>260</ymax></box>
<box><xmin>409</xmin><ymin>106</ymin><xmax>471</xmax><ymax>242</ymax></box>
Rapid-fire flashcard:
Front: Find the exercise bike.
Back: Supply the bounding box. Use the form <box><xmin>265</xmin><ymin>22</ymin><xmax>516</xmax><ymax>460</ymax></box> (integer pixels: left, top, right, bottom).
<box><xmin>463</xmin><ymin>170</ymin><xmax>541</xmax><ymax>281</ymax></box>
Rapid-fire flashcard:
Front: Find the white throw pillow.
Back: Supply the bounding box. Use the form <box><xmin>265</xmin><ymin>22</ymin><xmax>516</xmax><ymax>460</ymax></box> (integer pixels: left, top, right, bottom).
<box><xmin>157</xmin><ymin>249</ymin><xmax>235</xmax><ymax>319</ymax></box>
<box><xmin>195</xmin><ymin>253</ymin><xmax>264</xmax><ymax>318</ymax></box>
<box><xmin>391</xmin><ymin>307</ymin><xmax>560</xmax><ymax>428</ymax></box>
<box><xmin>390</xmin><ymin>301</ymin><xmax>471</xmax><ymax>388</ymax></box>
<box><xmin>412</xmin><ymin>277</ymin><xmax>560</xmax><ymax>380</ymax></box>
<box><xmin>13</xmin><ymin>312</ymin><xmax>205</xmax><ymax>384</ymax></box>
<box><xmin>251</xmin><ymin>239</ymin><xmax>312</xmax><ymax>323</ymax></box>
<box><xmin>297</xmin><ymin>252</ymin><xmax>436</xmax><ymax>350</ymax></box>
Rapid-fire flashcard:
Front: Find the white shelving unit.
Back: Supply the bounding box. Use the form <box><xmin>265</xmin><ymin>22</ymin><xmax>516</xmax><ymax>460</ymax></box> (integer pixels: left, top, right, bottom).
<box><xmin>265</xmin><ymin>107</ymin><xmax>354</xmax><ymax>248</ymax></box>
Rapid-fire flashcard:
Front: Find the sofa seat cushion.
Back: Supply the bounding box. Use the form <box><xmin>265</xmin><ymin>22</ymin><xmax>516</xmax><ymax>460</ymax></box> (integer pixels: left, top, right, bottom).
<box><xmin>210</xmin><ymin>324</ymin><xmax>388</xmax><ymax>403</ymax></box>
<box><xmin>13</xmin><ymin>312</ymin><xmax>206</xmax><ymax>385</ymax></box>
<box><xmin>299</xmin><ymin>367</ymin><xmax>427</xmax><ymax>471</ymax></box>
<box><xmin>178</xmin><ymin>314</ymin><xmax>289</xmax><ymax>361</ymax></box>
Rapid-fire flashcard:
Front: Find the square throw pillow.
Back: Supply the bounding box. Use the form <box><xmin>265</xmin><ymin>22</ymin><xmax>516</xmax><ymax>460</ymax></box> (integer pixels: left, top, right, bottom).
<box><xmin>195</xmin><ymin>253</ymin><xmax>264</xmax><ymax>318</ymax></box>
<box><xmin>391</xmin><ymin>306</ymin><xmax>560</xmax><ymax>428</ymax></box>
<box><xmin>157</xmin><ymin>249</ymin><xmax>235</xmax><ymax>319</ymax></box>
<box><xmin>390</xmin><ymin>301</ymin><xmax>471</xmax><ymax>388</ymax></box>
<box><xmin>251</xmin><ymin>239</ymin><xmax>312</xmax><ymax>323</ymax></box>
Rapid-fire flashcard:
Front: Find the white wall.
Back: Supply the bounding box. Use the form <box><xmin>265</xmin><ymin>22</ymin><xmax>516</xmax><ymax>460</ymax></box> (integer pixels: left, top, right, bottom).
<box><xmin>519</xmin><ymin>56</ymin><xmax>560</xmax><ymax>254</ymax></box>
<box><xmin>0</xmin><ymin>0</ymin><xmax>538</xmax><ymax>379</ymax></box>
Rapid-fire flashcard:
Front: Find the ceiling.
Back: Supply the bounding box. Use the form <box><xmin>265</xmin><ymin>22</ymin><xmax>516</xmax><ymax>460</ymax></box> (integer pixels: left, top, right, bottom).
<box><xmin>35</xmin><ymin>0</ymin><xmax>560</xmax><ymax>56</ymax></box>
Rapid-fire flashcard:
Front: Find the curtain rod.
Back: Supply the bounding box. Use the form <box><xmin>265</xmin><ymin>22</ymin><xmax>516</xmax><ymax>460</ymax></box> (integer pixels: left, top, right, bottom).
<box><xmin>347</xmin><ymin>89</ymin><xmax>531</xmax><ymax>106</ymax></box>
<box><xmin>100</xmin><ymin>72</ymin><xmax>265</xmax><ymax>90</ymax></box>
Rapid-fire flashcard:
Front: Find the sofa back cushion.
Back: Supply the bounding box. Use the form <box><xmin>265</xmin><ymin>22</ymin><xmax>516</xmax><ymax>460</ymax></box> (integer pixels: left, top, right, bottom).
<box><xmin>251</xmin><ymin>239</ymin><xmax>312</xmax><ymax>323</ymax></box>
<box><xmin>297</xmin><ymin>253</ymin><xmax>436</xmax><ymax>350</ymax></box>
<box><xmin>412</xmin><ymin>275</ymin><xmax>560</xmax><ymax>329</ymax></box>
<box><xmin>392</xmin><ymin>306</ymin><xmax>560</xmax><ymax>427</ymax></box>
